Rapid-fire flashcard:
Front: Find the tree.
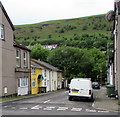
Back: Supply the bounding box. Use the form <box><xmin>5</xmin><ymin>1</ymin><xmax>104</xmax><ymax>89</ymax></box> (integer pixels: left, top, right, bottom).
<box><xmin>30</xmin><ymin>44</ymin><xmax>50</xmax><ymax>62</ymax></box>
<box><xmin>47</xmin><ymin>47</ymin><xmax>107</xmax><ymax>82</ymax></box>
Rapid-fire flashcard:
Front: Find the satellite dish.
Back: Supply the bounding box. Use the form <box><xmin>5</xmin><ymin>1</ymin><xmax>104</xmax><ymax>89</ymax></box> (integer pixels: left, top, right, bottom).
<box><xmin>106</xmin><ymin>10</ymin><xmax>115</xmax><ymax>22</ymax></box>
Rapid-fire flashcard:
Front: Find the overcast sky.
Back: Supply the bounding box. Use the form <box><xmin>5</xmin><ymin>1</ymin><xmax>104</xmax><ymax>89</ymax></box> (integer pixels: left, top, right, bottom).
<box><xmin>1</xmin><ymin>0</ymin><xmax>114</xmax><ymax>25</ymax></box>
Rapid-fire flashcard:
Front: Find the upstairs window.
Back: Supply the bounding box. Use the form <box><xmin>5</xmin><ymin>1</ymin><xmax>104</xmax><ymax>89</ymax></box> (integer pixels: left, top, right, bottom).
<box><xmin>0</xmin><ymin>24</ymin><xmax>5</xmax><ymax>40</ymax></box>
<box><xmin>16</xmin><ymin>49</ymin><xmax>21</xmax><ymax>67</ymax></box>
<box><xmin>31</xmin><ymin>67</ymin><xmax>36</xmax><ymax>74</ymax></box>
<box><xmin>23</xmin><ymin>51</ymin><xmax>28</xmax><ymax>67</ymax></box>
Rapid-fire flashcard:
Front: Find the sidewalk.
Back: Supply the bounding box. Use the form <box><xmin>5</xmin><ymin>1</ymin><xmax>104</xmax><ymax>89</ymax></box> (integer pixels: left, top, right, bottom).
<box><xmin>93</xmin><ymin>86</ymin><xmax>119</xmax><ymax>112</ymax></box>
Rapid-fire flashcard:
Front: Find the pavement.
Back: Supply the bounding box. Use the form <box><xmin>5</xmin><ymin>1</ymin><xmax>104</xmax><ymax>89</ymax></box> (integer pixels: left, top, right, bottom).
<box><xmin>93</xmin><ymin>86</ymin><xmax>120</xmax><ymax>112</ymax></box>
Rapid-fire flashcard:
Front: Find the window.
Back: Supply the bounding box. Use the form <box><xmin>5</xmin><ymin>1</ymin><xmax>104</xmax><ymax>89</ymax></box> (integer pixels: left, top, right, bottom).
<box><xmin>20</xmin><ymin>78</ymin><xmax>28</xmax><ymax>87</ymax></box>
<box><xmin>18</xmin><ymin>78</ymin><xmax>20</xmax><ymax>87</ymax></box>
<box><xmin>16</xmin><ymin>49</ymin><xmax>20</xmax><ymax>67</ymax></box>
<box><xmin>23</xmin><ymin>51</ymin><xmax>27</xmax><ymax>67</ymax></box>
<box><xmin>44</xmin><ymin>79</ymin><xmax>46</xmax><ymax>86</ymax></box>
<box><xmin>44</xmin><ymin>70</ymin><xmax>47</xmax><ymax>77</ymax></box>
<box><xmin>0</xmin><ymin>24</ymin><xmax>5</xmax><ymax>40</ymax></box>
<box><xmin>32</xmin><ymin>79</ymin><xmax>36</xmax><ymax>88</ymax></box>
<box><xmin>31</xmin><ymin>67</ymin><xmax>36</xmax><ymax>74</ymax></box>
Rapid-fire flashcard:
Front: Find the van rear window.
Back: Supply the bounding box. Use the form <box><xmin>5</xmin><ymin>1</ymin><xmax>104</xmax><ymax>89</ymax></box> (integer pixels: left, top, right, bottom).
<box><xmin>70</xmin><ymin>80</ymin><xmax>91</xmax><ymax>89</ymax></box>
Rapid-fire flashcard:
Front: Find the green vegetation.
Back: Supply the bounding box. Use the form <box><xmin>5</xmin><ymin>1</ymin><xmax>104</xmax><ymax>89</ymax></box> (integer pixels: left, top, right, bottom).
<box><xmin>118</xmin><ymin>101</ymin><xmax>120</xmax><ymax>105</ymax></box>
<box><xmin>47</xmin><ymin>46</ymin><xmax>106</xmax><ymax>82</ymax></box>
<box><xmin>15</xmin><ymin>14</ymin><xmax>113</xmax><ymax>82</ymax></box>
<box><xmin>14</xmin><ymin>14</ymin><xmax>113</xmax><ymax>51</ymax></box>
<box><xmin>29</xmin><ymin>44</ymin><xmax>50</xmax><ymax>62</ymax></box>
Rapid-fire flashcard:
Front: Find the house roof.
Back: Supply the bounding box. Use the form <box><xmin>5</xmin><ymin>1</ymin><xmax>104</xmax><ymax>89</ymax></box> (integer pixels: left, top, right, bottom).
<box><xmin>31</xmin><ymin>59</ymin><xmax>62</xmax><ymax>72</ymax></box>
<box><xmin>31</xmin><ymin>61</ymin><xmax>44</xmax><ymax>69</ymax></box>
<box><xmin>13</xmin><ymin>40</ymin><xmax>31</xmax><ymax>52</ymax></box>
<box><xmin>0</xmin><ymin>2</ymin><xmax>15</xmax><ymax>31</ymax></box>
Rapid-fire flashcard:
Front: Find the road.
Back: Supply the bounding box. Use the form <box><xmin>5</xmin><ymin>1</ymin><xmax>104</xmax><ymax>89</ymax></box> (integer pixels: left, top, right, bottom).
<box><xmin>1</xmin><ymin>89</ymin><xmax>118</xmax><ymax>116</ymax></box>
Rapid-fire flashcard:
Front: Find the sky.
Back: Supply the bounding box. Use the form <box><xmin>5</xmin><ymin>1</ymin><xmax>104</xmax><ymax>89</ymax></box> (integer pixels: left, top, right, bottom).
<box><xmin>1</xmin><ymin>0</ymin><xmax>114</xmax><ymax>25</ymax></box>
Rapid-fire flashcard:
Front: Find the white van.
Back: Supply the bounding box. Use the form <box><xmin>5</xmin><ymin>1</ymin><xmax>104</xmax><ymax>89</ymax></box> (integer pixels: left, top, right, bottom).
<box><xmin>68</xmin><ymin>78</ymin><xmax>94</xmax><ymax>101</ymax></box>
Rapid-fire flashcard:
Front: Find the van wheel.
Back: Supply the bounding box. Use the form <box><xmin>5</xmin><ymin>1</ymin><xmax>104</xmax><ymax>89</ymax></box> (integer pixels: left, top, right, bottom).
<box><xmin>69</xmin><ymin>96</ymin><xmax>73</xmax><ymax>101</ymax></box>
<box><xmin>89</xmin><ymin>95</ymin><xmax>94</xmax><ymax>102</ymax></box>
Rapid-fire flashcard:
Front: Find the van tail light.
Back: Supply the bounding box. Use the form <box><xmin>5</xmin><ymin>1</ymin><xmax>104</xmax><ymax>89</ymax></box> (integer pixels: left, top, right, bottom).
<box><xmin>89</xmin><ymin>90</ymin><xmax>92</xmax><ymax>95</ymax></box>
<box><xmin>69</xmin><ymin>90</ymin><xmax>71</xmax><ymax>93</ymax></box>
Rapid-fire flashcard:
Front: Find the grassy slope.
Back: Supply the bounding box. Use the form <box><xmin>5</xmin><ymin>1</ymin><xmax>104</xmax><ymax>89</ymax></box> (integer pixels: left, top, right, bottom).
<box><xmin>14</xmin><ymin>14</ymin><xmax>113</xmax><ymax>46</ymax></box>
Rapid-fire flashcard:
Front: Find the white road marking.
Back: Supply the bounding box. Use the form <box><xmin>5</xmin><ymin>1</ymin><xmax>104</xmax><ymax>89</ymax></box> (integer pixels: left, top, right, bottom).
<box><xmin>43</xmin><ymin>107</ymin><xmax>53</xmax><ymax>111</ymax></box>
<box><xmin>43</xmin><ymin>100</ymin><xmax>50</xmax><ymax>103</ymax></box>
<box><xmin>98</xmin><ymin>110</ymin><xmax>109</xmax><ymax>113</ymax></box>
<box><xmin>31</xmin><ymin>105</ymin><xmax>42</xmax><ymax>110</ymax></box>
<box><xmin>47</xmin><ymin>107</ymin><xmax>55</xmax><ymax>109</ymax></box>
<box><xmin>71</xmin><ymin>108</ymin><xmax>82</xmax><ymax>111</ymax></box>
<box><xmin>86</xmin><ymin>109</ymin><xmax>96</xmax><ymax>112</ymax></box>
<box><xmin>3</xmin><ymin>106</ymin><xmax>8</xmax><ymax>108</ymax></box>
<box><xmin>57</xmin><ymin>107</ymin><xmax>68</xmax><ymax>111</ymax></box>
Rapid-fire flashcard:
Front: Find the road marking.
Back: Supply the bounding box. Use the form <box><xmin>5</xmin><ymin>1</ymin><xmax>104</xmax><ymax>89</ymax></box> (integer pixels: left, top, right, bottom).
<box><xmin>31</xmin><ymin>105</ymin><xmax>42</xmax><ymax>110</ymax></box>
<box><xmin>43</xmin><ymin>107</ymin><xmax>53</xmax><ymax>111</ymax></box>
<box><xmin>57</xmin><ymin>107</ymin><xmax>68</xmax><ymax>111</ymax></box>
<box><xmin>19</xmin><ymin>107</ymin><xmax>28</xmax><ymax>110</ymax></box>
<box><xmin>86</xmin><ymin>109</ymin><xmax>96</xmax><ymax>112</ymax></box>
<box><xmin>98</xmin><ymin>110</ymin><xmax>109</xmax><ymax>113</ymax></box>
<box><xmin>3</xmin><ymin>106</ymin><xmax>8</xmax><ymax>108</ymax></box>
<box><xmin>71</xmin><ymin>108</ymin><xmax>82</xmax><ymax>111</ymax></box>
<box><xmin>43</xmin><ymin>100</ymin><xmax>50</xmax><ymax>103</ymax></box>
<box><xmin>47</xmin><ymin>107</ymin><xmax>55</xmax><ymax>109</ymax></box>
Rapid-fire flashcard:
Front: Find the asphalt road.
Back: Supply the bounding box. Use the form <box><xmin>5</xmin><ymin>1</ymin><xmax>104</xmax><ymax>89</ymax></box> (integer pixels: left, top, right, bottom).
<box><xmin>1</xmin><ymin>89</ymin><xmax>118</xmax><ymax>116</ymax></box>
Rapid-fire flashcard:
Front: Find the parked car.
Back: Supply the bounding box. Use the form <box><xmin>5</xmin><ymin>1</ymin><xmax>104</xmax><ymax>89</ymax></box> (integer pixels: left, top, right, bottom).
<box><xmin>92</xmin><ymin>82</ymin><xmax>100</xmax><ymax>89</ymax></box>
<box><xmin>68</xmin><ymin>78</ymin><xmax>94</xmax><ymax>101</ymax></box>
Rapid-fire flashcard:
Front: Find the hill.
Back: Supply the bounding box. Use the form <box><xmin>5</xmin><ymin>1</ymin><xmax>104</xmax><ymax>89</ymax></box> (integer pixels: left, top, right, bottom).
<box><xmin>14</xmin><ymin>14</ymin><xmax>113</xmax><ymax>50</ymax></box>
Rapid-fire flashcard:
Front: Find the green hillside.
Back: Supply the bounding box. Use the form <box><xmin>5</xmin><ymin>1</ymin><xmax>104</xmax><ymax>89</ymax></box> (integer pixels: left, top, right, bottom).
<box><xmin>14</xmin><ymin>14</ymin><xmax>113</xmax><ymax>50</ymax></box>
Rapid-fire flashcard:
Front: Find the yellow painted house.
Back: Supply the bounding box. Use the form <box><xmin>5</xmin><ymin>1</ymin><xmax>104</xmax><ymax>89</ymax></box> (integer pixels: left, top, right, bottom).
<box><xmin>31</xmin><ymin>61</ymin><xmax>44</xmax><ymax>94</ymax></box>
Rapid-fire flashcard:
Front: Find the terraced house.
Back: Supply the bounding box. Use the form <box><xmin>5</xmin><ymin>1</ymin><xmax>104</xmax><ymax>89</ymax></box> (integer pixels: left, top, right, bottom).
<box><xmin>0</xmin><ymin>2</ymin><xmax>15</xmax><ymax>97</ymax></box>
<box><xmin>114</xmin><ymin>0</ymin><xmax>120</xmax><ymax>100</ymax></box>
<box><xmin>0</xmin><ymin>2</ymin><xmax>31</xmax><ymax>97</ymax></box>
<box><xmin>107</xmin><ymin>0</ymin><xmax>120</xmax><ymax>100</ymax></box>
<box><xmin>14</xmin><ymin>40</ymin><xmax>31</xmax><ymax>96</ymax></box>
<box><xmin>31</xmin><ymin>59</ymin><xmax>62</xmax><ymax>93</ymax></box>
<box><xmin>31</xmin><ymin>61</ymin><xmax>44</xmax><ymax>94</ymax></box>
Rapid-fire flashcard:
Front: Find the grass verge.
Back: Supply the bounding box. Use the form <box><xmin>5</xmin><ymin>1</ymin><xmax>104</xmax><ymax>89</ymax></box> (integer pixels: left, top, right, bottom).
<box><xmin>118</xmin><ymin>101</ymin><xmax>120</xmax><ymax>105</ymax></box>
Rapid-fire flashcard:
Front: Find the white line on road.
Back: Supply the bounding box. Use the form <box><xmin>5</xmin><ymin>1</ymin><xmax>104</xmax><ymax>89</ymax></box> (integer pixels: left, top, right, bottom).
<box><xmin>43</xmin><ymin>107</ymin><xmax>53</xmax><ymax>111</ymax></box>
<box><xmin>31</xmin><ymin>105</ymin><xmax>42</xmax><ymax>110</ymax></box>
<box><xmin>86</xmin><ymin>109</ymin><xmax>96</xmax><ymax>112</ymax></box>
<box><xmin>57</xmin><ymin>107</ymin><xmax>68</xmax><ymax>111</ymax></box>
<box><xmin>3</xmin><ymin>106</ymin><xmax>8</xmax><ymax>108</ymax></box>
<box><xmin>98</xmin><ymin>110</ymin><xmax>109</xmax><ymax>113</ymax></box>
<box><xmin>71</xmin><ymin>108</ymin><xmax>82</xmax><ymax>111</ymax></box>
<box><xmin>43</xmin><ymin>100</ymin><xmax>50</xmax><ymax>103</ymax></box>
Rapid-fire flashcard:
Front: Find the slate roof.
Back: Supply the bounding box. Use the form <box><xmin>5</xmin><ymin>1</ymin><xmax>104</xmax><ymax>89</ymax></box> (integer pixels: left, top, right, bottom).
<box><xmin>13</xmin><ymin>40</ymin><xmax>31</xmax><ymax>52</ymax></box>
<box><xmin>31</xmin><ymin>61</ymin><xmax>44</xmax><ymax>69</ymax></box>
<box><xmin>31</xmin><ymin>59</ymin><xmax>62</xmax><ymax>72</ymax></box>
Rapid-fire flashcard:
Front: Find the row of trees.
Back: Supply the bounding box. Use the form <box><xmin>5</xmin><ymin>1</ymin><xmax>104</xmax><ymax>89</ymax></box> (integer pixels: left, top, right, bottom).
<box><xmin>30</xmin><ymin>44</ymin><xmax>107</xmax><ymax>82</ymax></box>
